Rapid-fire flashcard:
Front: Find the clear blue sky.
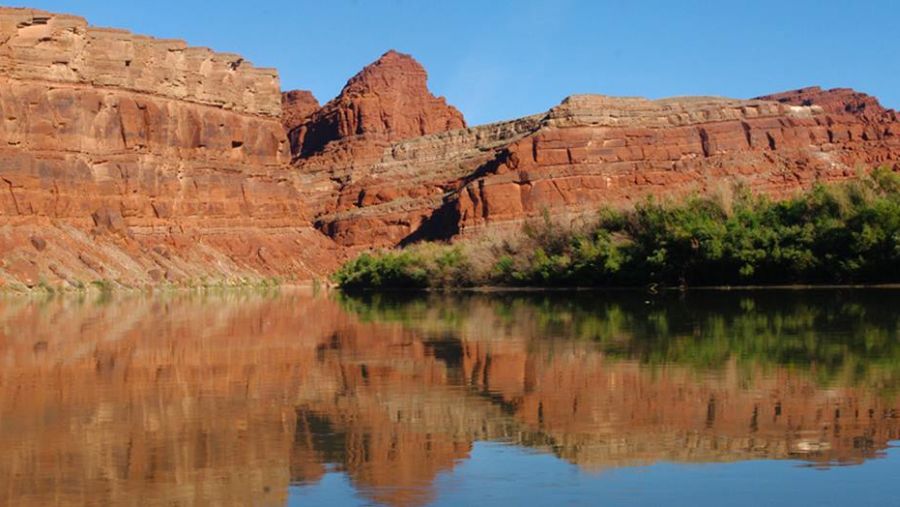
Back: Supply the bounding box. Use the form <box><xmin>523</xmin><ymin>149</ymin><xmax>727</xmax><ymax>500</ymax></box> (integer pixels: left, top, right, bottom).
<box><xmin>10</xmin><ymin>0</ymin><xmax>899</xmax><ymax>125</ymax></box>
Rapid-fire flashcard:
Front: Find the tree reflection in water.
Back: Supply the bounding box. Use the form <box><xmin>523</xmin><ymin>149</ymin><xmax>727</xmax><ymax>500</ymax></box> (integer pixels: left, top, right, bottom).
<box><xmin>0</xmin><ymin>289</ymin><xmax>898</xmax><ymax>506</ymax></box>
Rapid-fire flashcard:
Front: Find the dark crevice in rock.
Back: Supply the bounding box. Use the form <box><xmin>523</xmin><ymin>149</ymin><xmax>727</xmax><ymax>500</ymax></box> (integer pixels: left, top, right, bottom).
<box><xmin>398</xmin><ymin>197</ymin><xmax>461</xmax><ymax>246</ymax></box>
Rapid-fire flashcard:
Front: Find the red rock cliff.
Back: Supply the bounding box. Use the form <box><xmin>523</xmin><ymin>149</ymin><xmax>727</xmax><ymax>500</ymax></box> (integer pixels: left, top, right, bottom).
<box><xmin>281</xmin><ymin>89</ymin><xmax>319</xmax><ymax>132</ymax></box>
<box><xmin>301</xmin><ymin>88</ymin><xmax>900</xmax><ymax>249</ymax></box>
<box><xmin>290</xmin><ymin>50</ymin><xmax>466</xmax><ymax>159</ymax></box>
<box><xmin>758</xmin><ymin>86</ymin><xmax>897</xmax><ymax>122</ymax></box>
<box><xmin>2</xmin><ymin>6</ymin><xmax>900</xmax><ymax>284</ymax></box>
<box><xmin>0</xmin><ymin>7</ymin><xmax>343</xmax><ymax>289</ymax></box>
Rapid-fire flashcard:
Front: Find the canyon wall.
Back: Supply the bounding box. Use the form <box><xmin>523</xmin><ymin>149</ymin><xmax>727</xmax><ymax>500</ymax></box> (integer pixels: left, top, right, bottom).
<box><xmin>296</xmin><ymin>85</ymin><xmax>900</xmax><ymax>248</ymax></box>
<box><xmin>2</xmin><ymin>6</ymin><xmax>899</xmax><ymax>285</ymax></box>
<box><xmin>0</xmin><ymin>7</ymin><xmax>343</xmax><ymax>289</ymax></box>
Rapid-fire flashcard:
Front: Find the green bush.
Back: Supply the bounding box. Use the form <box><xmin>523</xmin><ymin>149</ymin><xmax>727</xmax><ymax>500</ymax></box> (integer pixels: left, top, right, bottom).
<box><xmin>332</xmin><ymin>243</ymin><xmax>472</xmax><ymax>289</ymax></box>
<box><xmin>334</xmin><ymin>169</ymin><xmax>900</xmax><ymax>288</ymax></box>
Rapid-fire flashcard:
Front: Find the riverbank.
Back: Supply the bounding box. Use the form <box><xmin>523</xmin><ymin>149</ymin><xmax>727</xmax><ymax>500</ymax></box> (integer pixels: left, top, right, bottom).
<box><xmin>334</xmin><ymin>169</ymin><xmax>900</xmax><ymax>289</ymax></box>
<box><xmin>0</xmin><ymin>277</ymin><xmax>321</xmax><ymax>296</ymax></box>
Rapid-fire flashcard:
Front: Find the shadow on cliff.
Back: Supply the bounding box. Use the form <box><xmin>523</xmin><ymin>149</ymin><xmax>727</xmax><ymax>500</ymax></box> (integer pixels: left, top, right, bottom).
<box><xmin>399</xmin><ymin>198</ymin><xmax>461</xmax><ymax>246</ymax></box>
<box><xmin>398</xmin><ymin>149</ymin><xmax>516</xmax><ymax>246</ymax></box>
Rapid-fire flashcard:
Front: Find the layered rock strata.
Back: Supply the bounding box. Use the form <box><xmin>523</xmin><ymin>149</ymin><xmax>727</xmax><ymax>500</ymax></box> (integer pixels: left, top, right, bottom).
<box><xmin>289</xmin><ymin>50</ymin><xmax>465</xmax><ymax>160</ymax></box>
<box><xmin>758</xmin><ymin>86</ymin><xmax>897</xmax><ymax>122</ymax></box>
<box><xmin>296</xmin><ymin>88</ymin><xmax>900</xmax><ymax>248</ymax></box>
<box><xmin>3</xmin><ymin>6</ymin><xmax>900</xmax><ymax>285</ymax></box>
<box><xmin>0</xmin><ymin>8</ymin><xmax>343</xmax><ymax>288</ymax></box>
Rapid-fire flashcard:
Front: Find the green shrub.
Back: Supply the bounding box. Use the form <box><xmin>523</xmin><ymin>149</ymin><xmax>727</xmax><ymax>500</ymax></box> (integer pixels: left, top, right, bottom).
<box><xmin>333</xmin><ymin>251</ymin><xmax>427</xmax><ymax>289</ymax></box>
<box><xmin>332</xmin><ymin>243</ymin><xmax>476</xmax><ymax>289</ymax></box>
<box><xmin>333</xmin><ymin>169</ymin><xmax>900</xmax><ymax>289</ymax></box>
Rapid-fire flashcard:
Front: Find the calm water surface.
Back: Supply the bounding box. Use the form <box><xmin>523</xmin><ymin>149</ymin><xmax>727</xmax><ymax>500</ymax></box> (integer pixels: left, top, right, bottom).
<box><xmin>1</xmin><ymin>289</ymin><xmax>898</xmax><ymax>506</ymax></box>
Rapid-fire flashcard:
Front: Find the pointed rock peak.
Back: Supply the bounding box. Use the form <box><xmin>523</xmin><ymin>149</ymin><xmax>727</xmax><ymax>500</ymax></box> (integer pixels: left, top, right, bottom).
<box><xmin>291</xmin><ymin>50</ymin><xmax>466</xmax><ymax>159</ymax></box>
<box><xmin>367</xmin><ymin>50</ymin><xmax>421</xmax><ymax>71</ymax></box>
<box><xmin>281</xmin><ymin>89</ymin><xmax>320</xmax><ymax>131</ymax></box>
<box><xmin>283</xmin><ymin>89</ymin><xmax>318</xmax><ymax>105</ymax></box>
<box><xmin>377</xmin><ymin>49</ymin><xmax>411</xmax><ymax>62</ymax></box>
<box><xmin>341</xmin><ymin>49</ymin><xmax>434</xmax><ymax>98</ymax></box>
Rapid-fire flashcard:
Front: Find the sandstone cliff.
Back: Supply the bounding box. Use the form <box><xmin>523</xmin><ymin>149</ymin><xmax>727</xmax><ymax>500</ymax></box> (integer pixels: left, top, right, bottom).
<box><xmin>758</xmin><ymin>86</ymin><xmax>897</xmax><ymax>122</ymax></box>
<box><xmin>281</xmin><ymin>89</ymin><xmax>319</xmax><ymax>132</ymax></box>
<box><xmin>2</xmin><ymin>6</ymin><xmax>899</xmax><ymax>286</ymax></box>
<box><xmin>299</xmin><ymin>89</ymin><xmax>900</xmax><ymax>249</ymax></box>
<box><xmin>289</xmin><ymin>50</ymin><xmax>465</xmax><ymax>160</ymax></box>
<box><xmin>0</xmin><ymin>7</ymin><xmax>343</xmax><ymax>289</ymax></box>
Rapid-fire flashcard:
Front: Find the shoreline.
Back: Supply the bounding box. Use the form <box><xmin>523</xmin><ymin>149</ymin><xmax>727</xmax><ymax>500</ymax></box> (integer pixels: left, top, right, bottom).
<box><xmin>337</xmin><ymin>283</ymin><xmax>900</xmax><ymax>293</ymax></box>
<box><xmin>0</xmin><ymin>280</ymin><xmax>322</xmax><ymax>297</ymax></box>
<box><xmin>5</xmin><ymin>281</ymin><xmax>900</xmax><ymax>298</ymax></box>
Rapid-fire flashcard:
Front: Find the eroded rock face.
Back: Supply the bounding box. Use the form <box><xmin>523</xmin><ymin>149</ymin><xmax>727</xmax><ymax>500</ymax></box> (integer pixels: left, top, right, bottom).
<box><xmin>281</xmin><ymin>89</ymin><xmax>320</xmax><ymax>132</ymax></box>
<box><xmin>0</xmin><ymin>10</ymin><xmax>283</xmax><ymax>116</ymax></box>
<box><xmin>303</xmin><ymin>89</ymin><xmax>900</xmax><ymax>249</ymax></box>
<box><xmin>3</xmin><ymin>5</ymin><xmax>900</xmax><ymax>282</ymax></box>
<box><xmin>288</xmin><ymin>50</ymin><xmax>471</xmax><ymax>250</ymax></box>
<box><xmin>758</xmin><ymin>86</ymin><xmax>897</xmax><ymax>122</ymax></box>
<box><xmin>290</xmin><ymin>50</ymin><xmax>466</xmax><ymax>159</ymax></box>
<box><xmin>452</xmin><ymin>93</ymin><xmax>899</xmax><ymax>233</ymax></box>
<box><xmin>0</xmin><ymin>7</ymin><xmax>344</xmax><ymax>288</ymax></box>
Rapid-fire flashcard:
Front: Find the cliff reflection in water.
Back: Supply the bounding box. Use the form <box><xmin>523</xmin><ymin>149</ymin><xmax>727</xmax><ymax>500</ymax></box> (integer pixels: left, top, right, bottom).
<box><xmin>1</xmin><ymin>289</ymin><xmax>899</xmax><ymax>506</ymax></box>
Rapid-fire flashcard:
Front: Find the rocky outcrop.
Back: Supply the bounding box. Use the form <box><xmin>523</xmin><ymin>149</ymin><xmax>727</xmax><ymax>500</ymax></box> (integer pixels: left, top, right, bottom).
<box><xmin>281</xmin><ymin>89</ymin><xmax>319</xmax><ymax>132</ymax></box>
<box><xmin>452</xmin><ymin>93</ymin><xmax>899</xmax><ymax>234</ymax></box>
<box><xmin>289</xmin><ymin>50</ymin><xmax>465</xmax><ymax>160</ymax></box>
<box><xmin>307</xmin><ymin>115</ymin><xmax>545</xmax><ymax>247</ymax></box>
<box><xmin>300</xmin><ymin>88</ymin><xmax>900</xmax><ymax>249</ymax></box>
<box><xmin>286</xmin><ymin>50</ymin><xmax>473</xmax><ymax>249</ymax></box>
<box><xmin>0</xmin><ymin>10</ymin><xmax>282</xmax><ymax>115</ymax></box>
<box><xmin>2</xmin><ymin>6</ymin><xmax>899</xmax><ymax>284</ymax></box>
<box><xmin>0</xmin><ymin>7</ymin><xmax>344</xmax><ymax>289</ymax></box>
<box><xmin>758</xmin><ymin>86</ymin><xmax>897</xmax><ymax>122</ymax></box>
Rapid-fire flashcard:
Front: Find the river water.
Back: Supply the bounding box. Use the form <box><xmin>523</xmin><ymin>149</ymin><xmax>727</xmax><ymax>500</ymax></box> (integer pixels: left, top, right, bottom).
<box><xmin>1</xmin><ymin>289</ymin><xmax>898</xmax><ymax>506</ymax></box>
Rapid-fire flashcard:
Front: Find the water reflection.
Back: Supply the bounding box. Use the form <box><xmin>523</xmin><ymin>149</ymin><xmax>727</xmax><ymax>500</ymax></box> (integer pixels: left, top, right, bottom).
<box><xmin>0</xmin><ymin>289</ymin><xmax>898</xmax><ymax>506</ymax></box>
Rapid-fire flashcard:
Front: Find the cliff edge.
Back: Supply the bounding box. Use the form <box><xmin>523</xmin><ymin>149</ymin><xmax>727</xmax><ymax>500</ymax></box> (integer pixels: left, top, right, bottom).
<box><xmin>2</xmin><ymin>6</ymin><xmax>898</xmax><ymax>288</ymax></box>
<box><xmin>0</xmin><ymin>7</ymin><xmax>343</xmax><ymax>289</ymax></box>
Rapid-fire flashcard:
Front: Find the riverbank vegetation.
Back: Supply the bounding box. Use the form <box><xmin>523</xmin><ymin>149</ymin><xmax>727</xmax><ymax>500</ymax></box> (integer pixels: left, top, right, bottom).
<box><xmin>333</xmin><ymin>169</ymin><xmax>900</xmax><ymax>289</ymax></box>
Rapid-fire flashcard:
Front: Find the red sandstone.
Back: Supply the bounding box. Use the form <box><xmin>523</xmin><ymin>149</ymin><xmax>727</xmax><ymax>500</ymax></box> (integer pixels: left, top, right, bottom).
<box><xmin>281</xmin><ymin>89</ymin><xmax>320</xmax><ymax>132</ymax></box>
<box><xmin>0</xmin><ymin>6</ymin><xmax>899</xmax><ymax>286</ymax></box>
<box><xmin>289</xmin><ymin>50</ymin><xmax>465</xmax><ymax>159</ymax></box>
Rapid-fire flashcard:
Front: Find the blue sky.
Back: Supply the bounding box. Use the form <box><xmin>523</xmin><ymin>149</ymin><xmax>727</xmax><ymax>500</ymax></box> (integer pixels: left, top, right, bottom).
<box><xmin>10</xmin><ymin>0</ymin><xmax>899</xmax><ymax>125</ymax></box>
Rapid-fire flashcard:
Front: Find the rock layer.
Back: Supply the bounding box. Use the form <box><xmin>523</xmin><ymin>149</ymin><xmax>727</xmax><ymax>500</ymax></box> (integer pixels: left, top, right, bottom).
<box><xmin>281</xmin><ymin>89</ymin><xmax>319</xmax><ymax>132</ymax></box>
<box><xmin>0</xmin><ymin>7</ymin><xmax>343</xmax><ymax>288</ymax></box>
<box><xmin>289</xmin><ymin>50</ymin><xmax>465</xmax><ymax>160</ymax></box>
<box><xmin>758</xmin><ymin>86</ymin><xmax>897</xmax><ymax>122</ymax></box>
<box><xmin>297</xmin><ymin>88</ymin><xmax>900</xmax><ymax>249</ymax></box>
<box><xmin>2</xmin><ymin>6</ymin><xmax>900</xmax><ymax>285</ymax></box>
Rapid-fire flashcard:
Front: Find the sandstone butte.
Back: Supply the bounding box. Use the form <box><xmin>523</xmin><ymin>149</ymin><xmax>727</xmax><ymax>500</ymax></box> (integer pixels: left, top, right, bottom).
<box><xmin>1</xmin><ymin>7</ymin><xmax>899</xmax><ymax>288</ymax></box>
